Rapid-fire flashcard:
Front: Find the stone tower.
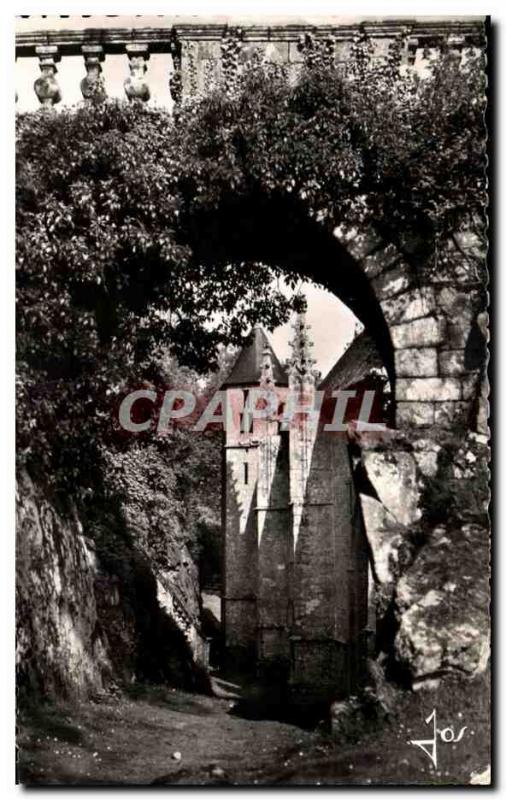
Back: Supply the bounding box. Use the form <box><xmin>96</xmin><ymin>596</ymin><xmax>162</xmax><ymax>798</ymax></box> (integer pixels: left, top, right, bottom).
<box><xmin>221</xmin><ymin>316</ymin><xmax>369</xmax><ymax>699</ymax></box>
<box><xmin>221</xmin><ymin>326</ymin><xmax>289</xmax><ymax>662</ymax></box>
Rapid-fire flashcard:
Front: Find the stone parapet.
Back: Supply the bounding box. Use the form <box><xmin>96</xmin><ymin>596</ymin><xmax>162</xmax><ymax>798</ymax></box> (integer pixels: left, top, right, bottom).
<box><xmin>16</xmin><ymin>17</ymin><xmax>485</xmax><ymax>106</ymax></box>
<box><xmin>16</xmin><ymin>18</ymin><xmax>485</xmax><ymax>56</ymax></box>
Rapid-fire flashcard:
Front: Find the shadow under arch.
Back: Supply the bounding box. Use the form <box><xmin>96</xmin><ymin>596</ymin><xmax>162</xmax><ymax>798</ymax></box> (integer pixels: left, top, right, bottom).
<box><xmin>184</xmin><ymin>189</ymin><xmax>396</xmax><ymax>403</ymax></box>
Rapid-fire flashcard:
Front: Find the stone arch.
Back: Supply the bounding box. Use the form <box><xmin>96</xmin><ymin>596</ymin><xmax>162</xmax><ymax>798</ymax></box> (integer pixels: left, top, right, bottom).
<box><xmin>209</xmin><ymin>191</ymin><xmax>488</xmax><ymax>694</ymax></box>
<box><xmin>184</xmin><ymin>191</ymin><xmax>485</xmax><ymax>432</ymax></box>
<box><xmin>335</xmin><ymin>223</ymin><xmax>451</xmax><ymax>430</ymax></box>
<box><xmin>186</xmin><ymin>192</ymin><xmax>395</xmax><ymax>405</ymax></box>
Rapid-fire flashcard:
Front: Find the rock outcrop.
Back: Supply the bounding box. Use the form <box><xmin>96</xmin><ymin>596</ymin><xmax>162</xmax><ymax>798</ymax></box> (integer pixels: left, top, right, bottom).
<box><xmin>394</xmin><ymin>522</ymin><xmax>490</xmax><ymax>686</ymax></box>
<box><xmin>16</xmin><ymin>475</ymin><xmax>112</xmax><ymax>698</ymax></box>
<box><xmin>16</xmin><ymin>472</ymin><xmax>208</xmax><ymax>701</ymax></box>
<box><xmin>356</xmin><ymin>430</ymin><xmax>490</xmax><ymax>687</ymax></box>
<box><xmin>357</xmin><ymin>439</ymin><xmax>423</xmax><ymax>617</ymax></box>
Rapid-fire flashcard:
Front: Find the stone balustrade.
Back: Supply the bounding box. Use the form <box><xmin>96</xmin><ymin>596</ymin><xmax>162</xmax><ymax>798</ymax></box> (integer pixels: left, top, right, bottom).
<box><xmin>15</xmin><ymin>18</ymin><xmax>485</xmax><ymax>109</ymax></box>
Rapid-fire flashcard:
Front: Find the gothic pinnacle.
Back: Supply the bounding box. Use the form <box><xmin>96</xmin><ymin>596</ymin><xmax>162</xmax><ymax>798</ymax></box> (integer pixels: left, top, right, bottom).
<box><xmin>260</xmin><ymin>344</ymin><xmax>275</xmax><ymax>388</ymax></box>
<box><xmin>288</xmin><ymin>307</ymin><xmax>319</xmax><ymax>386</ymax></box>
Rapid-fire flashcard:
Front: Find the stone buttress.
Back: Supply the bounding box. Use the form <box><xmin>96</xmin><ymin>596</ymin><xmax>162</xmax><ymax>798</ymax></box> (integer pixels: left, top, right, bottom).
<box><xmin>221</xmin><ymin>317</ymin><xmax>369</xmax><ymax>699</ymax></box>
<box><xmin>221</xmin><ymin>327</ymin><xmax>289</xmax><ymax>662</ymax></box>
<box><xmin>286</xmin><ymin>314</ymin><xmax>369</xmax><ymax>701</ymax></box>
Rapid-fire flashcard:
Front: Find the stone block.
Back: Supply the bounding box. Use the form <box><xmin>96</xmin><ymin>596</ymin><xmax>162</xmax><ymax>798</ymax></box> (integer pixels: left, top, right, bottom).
<box><xmin>196</xmin><ymin>40</ymin><xmax>223</xmax><ymax>60</ymax></box>
<box><xmin>263</xmin><ymin>41</ymin><xmax>290</xmax><ymax>64</ymax></box>
<box><xmin>434</xmin><ymin>401</ymin><xmax>472</xmax><ymax>427</ymax></box>
<box><xmin>438</xmin><ymin>349</ymin><xmax>468</xmax><ymax>376</ymax></box>
<box><xmin>372</xmin><ymin>262</ymin><xmax>411</xmax><ymax>300</ymax></box>
<box><xmin>445</xmin><ymin>320</ymin><xmax>473</xmax><ymax>349</ymax></box>
<box><xmin>224</xmin><ymin>599</ymin><xmax>257</xmax><ymax>651</ymax></box>
<box><xmin>395</xmin><ymin>348</ymin><xmax>438</xmax><ymax>377</ymax></box>
<box><xmin>477</xmin><ymin>393</ymin><xmax>489</xmax><ymax>436</ymax></box>
<box><xmin>381</xmin><ymin>287</ymin><xmax>436</xmax><ymax>325</ymax></box>
<box><xmin>288</xmin><ymin>41</ymin><xmax>304</xmax><ymax>63</ymax></box>
<box><xmin>334</xmin><ymin>225</ymin><xmax>384</xmax><ymax>261</ymax></box>
<box><xmin>361</xmin><ymin>243</ymin><xmax>400</xmax><ymax>279</ymax></box>
<box><xmin>431</xmin><ymin>256</ymin><xmax>482</xmax><ymax>284</ymax></box>
<box><xmin>334</xmin><ymin>41</ymin><xmax>354</xmax><ymax>61</ymax></box>
<box><xmin>372</xmin><ymin>38</ymin><xmax>392</xmax><ymax>57</ymax></box>
<box><xmin>397</xmin><ymin>377</ymin><xmax>461</xmax><ymax>402</ymax></box>
<box><xmin>436</xmin><ymin>286</ymin><xmax>478</xmax><ymax>319</ymax></box>
<box><xmin>396</xmin><ymin>402</ymin><xmax>435</xmax><ymax>427</ymax></box>
<box><xmin>454</xmin><ymin>230</ymin><xmax>486</xmax><ymax>259</ymax></box>
<box><xmin>391</xmin><ymin>317</ymin><xmax>445</xmax><ymax>349</ymax></box>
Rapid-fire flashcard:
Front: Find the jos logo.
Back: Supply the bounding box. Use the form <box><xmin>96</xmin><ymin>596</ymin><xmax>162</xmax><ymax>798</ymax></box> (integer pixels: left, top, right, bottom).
<box><xmin>409</xmin><ymin>709</ymin><xmax>467</xmax><ymax>769</ymax></box>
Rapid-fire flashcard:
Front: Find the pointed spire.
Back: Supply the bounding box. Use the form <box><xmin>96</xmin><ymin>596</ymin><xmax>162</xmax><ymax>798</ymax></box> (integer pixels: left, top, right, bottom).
<box><xmin>222</xmin><ymin>326</ymin><xmax>288</xmax><ymax>388</ymax></box>
<box><xmin>287</xmin><ymin>304</ymin><xmax>319</xmax><ymax>388</ymax></box>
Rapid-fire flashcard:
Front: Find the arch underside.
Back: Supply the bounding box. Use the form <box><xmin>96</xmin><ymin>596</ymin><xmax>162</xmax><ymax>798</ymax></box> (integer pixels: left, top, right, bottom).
<box><xmin>186</xmin><ymin>188</ymin><xmax>486</xmax><ymax>435</ymax></box>
<box><xmin>185</xmin><ymin>191</ymin><xmax>396</xmax><ymax>388</ymax></box>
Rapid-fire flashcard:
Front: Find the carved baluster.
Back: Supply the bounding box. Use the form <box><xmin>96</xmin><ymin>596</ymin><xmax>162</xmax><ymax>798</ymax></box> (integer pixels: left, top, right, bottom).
<box><xmin>81</xmin><ymin>45</ymin><xmax>106</xmax><ymax>102</ymax></box>
<box><xmin>124</xmin><ymin>43</ymin><xmax>150</xmax><ymax>102</ymax></box>
<box><xmin>34</xmin><ymin>45</ymin><xmax>61</xmax><ymax>108</ymax></box>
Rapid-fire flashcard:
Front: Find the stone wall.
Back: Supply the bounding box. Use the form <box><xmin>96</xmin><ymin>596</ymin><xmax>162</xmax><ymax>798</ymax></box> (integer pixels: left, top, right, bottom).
<box><xmin>222</xmin><ymin>443</ymin><xmax>259</xmax><ymax>655</ymax></box>
<box><xmin>334</xmin><ymin>225</ymin><xmax>488</xmax><ymax>435</ymax></box>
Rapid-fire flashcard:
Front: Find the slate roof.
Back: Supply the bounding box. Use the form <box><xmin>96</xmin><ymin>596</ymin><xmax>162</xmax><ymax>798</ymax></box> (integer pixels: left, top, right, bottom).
<box><xmin>222</xmin><ymin>326</ymin><xmax>288</xmax><ymax>388</ymax></box>
<box><xmin>319</xmin><ymin>331</ymin><xmax>383</xmax><ymax>391</ymax></box>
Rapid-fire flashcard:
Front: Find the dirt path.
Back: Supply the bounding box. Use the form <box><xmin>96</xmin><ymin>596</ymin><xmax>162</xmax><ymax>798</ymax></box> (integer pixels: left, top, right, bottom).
<box><xmin>17</xmin><ymin>671</ymin><xmax>490</xmax><ymax>786</ymax></box>
<box><xmin>18</xmin><ymin>678</ymin><xmax>322</xmax><ymax>786</ymax></box>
